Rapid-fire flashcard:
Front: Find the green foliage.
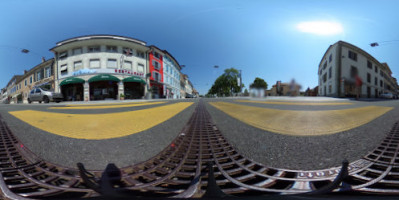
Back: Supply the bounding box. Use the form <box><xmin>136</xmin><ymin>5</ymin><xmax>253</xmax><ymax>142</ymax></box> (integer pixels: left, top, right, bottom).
<box><xmin>207</xmin><ymin>68</ymin><xmax>241</xmax><ymax>96</ymax></box>
<box><xmin>243</xmin><ymin>88</ymin><xmax>249</xmax><ymax>96</ymax></box>
<box><xmin>250</xmin><ymin>77</ymin><xmax>268</xmax><ymax>90</ymax></box>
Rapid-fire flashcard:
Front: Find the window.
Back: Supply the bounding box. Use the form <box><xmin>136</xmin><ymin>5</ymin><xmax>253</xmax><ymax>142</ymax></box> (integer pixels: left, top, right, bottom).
<box><xmin>154</xmin><ymin>52</ymin><xmax>161</xmax><ymax>59</ymax></box>
<box><xmin>74</xmin><ymin>61</ymin><xmax>83</xmax><ymax>71</ymax></box>
<box><xmin>328</xmin><ymin>67</ymin><xmax>332</xmax><ymax>79</ymax></box>
<box><xmin>323</xmin><ymin>62</ymin><xmax>327</xmax><ymax>69</ymax></box>
<box><xmin>329</xmin><ymin>54</ymin><xmax>332</xmax><ymax>62</ymax></box>
<box><xmin>59</xmin><ymin>51</ymin><xmax>68</xmax><ymax>59</ymax></box>
<box><xmin>136</xmin><ymin>51</ymin><xmax>145</xmax><ymax>58</ymax></box>
<box><xmin>123</xmin><ymin>47</ymin><xmax>133</xmax><ymax>56</ymax></box>
<box><xmin>367</xmin><ymin>73</ymin><xmax>371</xmax><ymax>83</ymax></box>
<box><xmin>328</xmin><ymin>85</ymin><xmax>332</xmax><ymax>93</ymax></box>
<box><xmin>60</xmin><ymin>64</ymin><xmax>68</xmax><ymax>76</ymax></box>
<box><xmin>73</xmin><ymin>48</ymin><xmax>82</xmax><ymax>55</ymax></box>
<box><xmin>380</xmin><ymin>80</ymin><xmax>383</xmax><ymax>87</ymax></box>
<box><xmin>348</xmin><ymin>50</ymin><xmax>357</xmax><ymax>61</ymax></box>
<box><xmin>24</xmin><ymin>80</ymin><xmax>27</xmax><ymax>86</ymax></box>
<box><xmin>153</xmin><ymin>60</ymin><xmax>160</xmax><ymax>70</ymax></box>
<box><xmin>106</xmin><ymin>46</ymin><xmax>117</xmax><ymax>52</ymax></box>
<box><xmin>29</xmin><ymin>76</ymin><xmax>32</xmax><ymax>84</ymax></box>
<box><xmin>30</xmin><ymin>89</ymin><xmax>34</xmax><ymax>94</ymax></box>
<box><xmin>88</xmin><ymin>46</ymin><xmax>100</xmax><ymax>52</ymax></box>
<box><xmin>35</xmin><ymin>88</ymin><xmax>40</xmax><ymax>93</ymax></box>
<box><xmin>138</xmin><ymin>64</ymin><xmax>144</xmax><ymax>73</ymax></box>
<box><xmin>367</xmin><ymin>60</ymin><xmax>372</xmax><ymax>69</ymax></box>
<box><xmin>375</xmin><ymin>66</ymin><xmax>378</xmax><ymax>73</ymax></box>
<box><xmin>36</xmin><ymin>71</ymin><xmax>42</xmax><ymax>81</ymax></box>
<box><xmin>322</xmin><ymin>73</ymin><xmax>327</xmax><ymax>83</ymax></box>
<box><xmin>90</xmin><ymin>59</ymin><xmax>100</xmax><ymax>68</ymax></box>
<box><xmin>123</xmin><ymin>61</ymin><xmax>132</xmax><ymax>70</ymax></box>
<box><xmin>375</xmin><ymin>77</ymin><xmax>378</xmax><ymax>86</ymax></box>
<box><xmin>45</xmin><ymin>66</ymin><xmax>51</xmax><ymax>78</ymax></box>
<box><xmin>153</xmin><ymin>71</ymin><xmax>161</xmax><ymax>81</ymax></box>
<box><xmin>380</xmin><ymin>70</ymin><xmax>383</xmax><ymax>76</ymax></box>
<box><xmin>107</xmin><ymin>59</ymin><xmax>117</xmax><ymax>68</ymax></box>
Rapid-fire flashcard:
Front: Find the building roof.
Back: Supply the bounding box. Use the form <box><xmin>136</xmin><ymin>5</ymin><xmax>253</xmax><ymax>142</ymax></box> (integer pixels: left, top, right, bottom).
<box><xmin>163</xmin><ymin>50</ymin><xmax>182</xmax><ymax>70</ymax></box>
<box><xmin>6</xmin><ymin>75</ymin><xmax>23</xmax><ymax>88</ymax></box>
<box><xmin>50</xmin><ymin>34</ymin><xmax>147</xmax><ymax>51</ymax></box>
<box><xmin>319</xmin><ymin>40</ymin><xmax>387</xmax><ymax>71</ymax></box>
<box><xmin>21</xmin><ymin>58</ymin><xmax>54</xmax><ymax>80</ymax></box>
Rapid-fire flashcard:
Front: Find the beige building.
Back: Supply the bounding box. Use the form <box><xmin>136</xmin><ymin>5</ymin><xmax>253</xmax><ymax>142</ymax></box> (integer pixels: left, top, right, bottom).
<box><xmin>16</xmin><ymin>58</ymin><xmax>55</xmax><ymax>103</ymax></box>
<box><xmin>5</xmin><ymin>75</ymin><xmax>23</xmax><ymax>104</ymax></box>
<box><xmin>265</xmin><ymin>82</ymin><xmax>301</xmax><ymax>96</ymax></box>
<box><xmin>318</xmin><ymin>41</ymin><xmax>398</xmax><ymax>98</ymax></box>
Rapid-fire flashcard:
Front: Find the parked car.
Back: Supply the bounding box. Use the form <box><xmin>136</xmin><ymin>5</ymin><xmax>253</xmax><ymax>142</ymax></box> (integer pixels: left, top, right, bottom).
<box><xmin>28</xmin><ymin>87</ymin><xmax>63</xmax><ymax>103</ymax></box>
<box><xmin>380</xmin><ymin>92</ymin><xmax>393</xmax><ymax>99</ymax></box>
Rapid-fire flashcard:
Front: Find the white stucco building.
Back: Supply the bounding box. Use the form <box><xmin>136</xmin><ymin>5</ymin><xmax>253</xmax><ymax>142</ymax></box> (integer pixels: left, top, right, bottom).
<box><xmin>163</xmin><ymin>51</ymin><xmax>181</xmax><ymax>99</ymax></box>
<box><xmin>51</xmin><ymin>35</ymin><xmax>149</xmax><ymax>101</ymax></box>
<box><xmin>318</xmin><ymin>41</ymin><xmax>398</xmax><ymax>98</ymax></box>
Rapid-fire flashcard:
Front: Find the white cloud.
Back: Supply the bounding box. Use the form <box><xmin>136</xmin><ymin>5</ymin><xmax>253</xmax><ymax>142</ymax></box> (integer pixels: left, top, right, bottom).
<box><xmin>296</xmin><ymin>21</ymin><xmax>343</xmax><ymax>35</ymax></box>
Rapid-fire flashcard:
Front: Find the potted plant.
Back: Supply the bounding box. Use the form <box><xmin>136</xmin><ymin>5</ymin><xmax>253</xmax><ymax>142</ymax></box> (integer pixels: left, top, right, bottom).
<box><xmin>120</xmin><ymin>93</ymin><xmax>125</xmax><ymax>100</ymax></box>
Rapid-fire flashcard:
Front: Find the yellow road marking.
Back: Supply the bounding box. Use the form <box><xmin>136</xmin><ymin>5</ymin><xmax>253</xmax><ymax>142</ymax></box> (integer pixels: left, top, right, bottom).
<box><xmin>209</xmin><ymin>102</ymin><xmax>392</xmax><ymax>136</ymax></box>
<box><xmin>49</xmin><ymin>102</ymin><xmax>165</xmax><ymax>109</ymax></box>
<box><xmin>236</xmin><ymin>100</ymin><xmax>352</xmax><ymax>106</ymax></box>
<box><xmin>66</xmin><ymin>101</ymin><xmax>161</xmax><ymax>107</ymax></box>
<box><xmin>9</xmin><ymin>102</ymin><xmax>194</xmax><ymax>140</ymax></box>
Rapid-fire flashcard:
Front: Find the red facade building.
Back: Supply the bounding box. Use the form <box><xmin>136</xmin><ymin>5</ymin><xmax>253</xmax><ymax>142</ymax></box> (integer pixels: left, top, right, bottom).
<box><xmin>149</xmin><ymin>47</ymin><xmax>164</xmax><ymax>98</ymax></box>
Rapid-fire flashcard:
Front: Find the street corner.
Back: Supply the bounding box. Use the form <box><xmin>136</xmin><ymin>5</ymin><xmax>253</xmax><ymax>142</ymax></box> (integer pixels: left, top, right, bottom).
<box><xmin>8</xmin><ymin>102</ymin><xmax>194</xmax><ymax>140</ymax></box>
<box><xmin>208</xmin><ymin>101</ymin><xmax>393</xmax><ymax>136</ymax></box>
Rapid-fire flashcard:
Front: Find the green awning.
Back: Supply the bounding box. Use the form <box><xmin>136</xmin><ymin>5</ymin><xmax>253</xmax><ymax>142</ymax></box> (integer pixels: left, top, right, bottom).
<box><xmin>122</xmin><ymin>76</ymin><xmax>146</xmax><ymax>84</ymax></box>
<box><xmin>60</xmin><ymin>77</ymin><xmax>85</xmax><ymax>86</ymax></box>
<box><xmin>88</xmin><ymin>74</ymin><xmax>120</xmax><ymax>83</ymax></box>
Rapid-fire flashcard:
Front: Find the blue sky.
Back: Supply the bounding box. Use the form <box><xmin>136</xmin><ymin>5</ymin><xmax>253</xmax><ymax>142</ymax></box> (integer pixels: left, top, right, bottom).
<box><xmin>1</xmin><ymin>0</ymin><xmax>398</xmax><ymax>94</ymax></box>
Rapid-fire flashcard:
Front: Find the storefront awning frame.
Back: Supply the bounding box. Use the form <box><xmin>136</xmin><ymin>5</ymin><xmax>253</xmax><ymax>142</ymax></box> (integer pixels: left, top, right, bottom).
<box><xmin>59</xmin><ymin>77</ymin><xmax>85</xmax><ymax>86</ymax></box>
<box><xmin>88</xmin><ymin>74</ymin><xmax>120</xmax><ymax>83</ymax></box>
<box><xmin>122</xmin><ymin>76</ymin><xmax>146</xmax><ymax>84</ymax></box>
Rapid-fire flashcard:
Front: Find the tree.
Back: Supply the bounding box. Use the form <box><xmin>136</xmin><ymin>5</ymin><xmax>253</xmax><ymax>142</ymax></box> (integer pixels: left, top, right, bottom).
<box><xmin>207</xmin><ymin>68</ymin><xmax>241</xmax><ymax>97</ymax></box>
<box><xmin>243</xmin><ymin>88</ymin><xmax>249</xmax><ymax>96</ymax></box>
<box><xmin>250</xmin><ymin>77</ymin><xmax>268</xmax><ymax>97</ymax></box>
<box><xmin>250</xmin><ymin>77</ymin><xmax>268</xmax><ymax>90</ymax></box>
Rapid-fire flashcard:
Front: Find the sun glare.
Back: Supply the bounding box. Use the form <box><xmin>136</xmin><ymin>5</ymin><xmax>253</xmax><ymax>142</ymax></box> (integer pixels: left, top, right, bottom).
<box><xmin>297</xmin><ymin>21</ymin><xmax>343</xmax><ymax>35</ymax></box>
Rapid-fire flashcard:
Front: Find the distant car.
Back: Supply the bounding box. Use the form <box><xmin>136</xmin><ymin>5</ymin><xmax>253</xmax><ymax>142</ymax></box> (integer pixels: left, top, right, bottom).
<box><xmin>380</xmin><ymin>92</ymin><xmax>393</xmax><ymax>99</ymax></box>
<box><xmin>28</xmin><ymin>87</ymin><xmax>63</xmax><ymax>103</ymax></box>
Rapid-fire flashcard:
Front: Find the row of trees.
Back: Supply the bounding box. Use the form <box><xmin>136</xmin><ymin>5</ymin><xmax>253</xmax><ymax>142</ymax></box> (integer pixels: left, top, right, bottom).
<box><xmin>207</xmin><ymin>67</ymin><xmax>267</xmax><ymax>97</ymax></box>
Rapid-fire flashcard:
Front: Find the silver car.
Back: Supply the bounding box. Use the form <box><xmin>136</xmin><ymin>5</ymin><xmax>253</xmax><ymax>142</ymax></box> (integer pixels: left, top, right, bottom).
<box><xmin>28</xmin><ymin>87</ymin><xmax>63</xmax><ymax>103</ymax></box>
<box><xmin>380</xmin><ymin>92</ymin><xmax>393</xmax><ymax>99</ymax></box>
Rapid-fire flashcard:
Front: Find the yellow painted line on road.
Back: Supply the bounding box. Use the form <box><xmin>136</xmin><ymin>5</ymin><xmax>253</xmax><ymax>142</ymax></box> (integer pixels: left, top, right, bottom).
<box><xmin>66</xmin><ymin>101</ymin><xmax>161</xmax><ymax>107</ymax></box>
<box><xmin>9</xmin><ymin>102</ymin><xmax>194</xmax><ymax>140</ymax></box>
<box><xmin>209</xmin><ymin>102</ymin><xmax>392</xmax><ymax>136</ymax></box>
<box><xmin>49</xmin><ymin>102</ymin><xmax>165</xmax><ymax>109</ymax></box>
<box><xmin>236</xmin><ymin>100</ymin><xmax>352</xmax><ymax>106</ymax></box>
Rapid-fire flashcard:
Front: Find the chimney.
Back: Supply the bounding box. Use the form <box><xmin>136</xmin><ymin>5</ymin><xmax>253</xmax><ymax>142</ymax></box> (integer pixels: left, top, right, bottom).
<box><xmin>41</xmin><ymin>57</ymin><xmax>46</xmax><ymax>63</ymax></box>
<box><xmin>24</xmin><ymin>70</ymin><xmax>27</xmax><ymax>74</ymax></box>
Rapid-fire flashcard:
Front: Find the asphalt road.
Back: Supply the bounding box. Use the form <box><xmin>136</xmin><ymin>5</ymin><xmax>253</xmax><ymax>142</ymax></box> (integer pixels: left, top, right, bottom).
<box><xmin>0</xmin><ymin>99</ymin><xmax>198</xmax><ymax>170</ymax></box>
<box><xmin>0</xmin><ymin>97</ymin><xmax>398</xmax><ymax>172</ymax></box>
<box><xmin>204</xmin><ymin>98</ymin><xmax>399</xmax><ymax>170</ymax></box>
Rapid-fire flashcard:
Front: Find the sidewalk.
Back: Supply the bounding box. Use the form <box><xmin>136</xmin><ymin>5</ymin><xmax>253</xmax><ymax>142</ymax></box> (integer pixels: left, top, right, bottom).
<box><xmin>245</xmin><ymin>96</ymin><xmax>350</xmax><ymax>102</ymax></box>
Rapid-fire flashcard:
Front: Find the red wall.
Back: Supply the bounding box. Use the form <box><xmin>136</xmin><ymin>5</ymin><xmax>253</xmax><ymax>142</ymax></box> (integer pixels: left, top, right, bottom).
<box><xmin>149</xmin><ymin>52</ymin><xmax>163</xmax><ymax>82</ymax></box>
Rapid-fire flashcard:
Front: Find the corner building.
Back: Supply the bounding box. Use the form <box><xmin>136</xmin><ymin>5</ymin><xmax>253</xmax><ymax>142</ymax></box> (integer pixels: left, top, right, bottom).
<box><xmin>51</xmin><ymin>35</ymin><xmax>149</xmax><ymax>101</ymax></box>
<box><xmin>318</xmin><ymin>41</ymin><xmax>399</xmax><ymax>98</ymax></box>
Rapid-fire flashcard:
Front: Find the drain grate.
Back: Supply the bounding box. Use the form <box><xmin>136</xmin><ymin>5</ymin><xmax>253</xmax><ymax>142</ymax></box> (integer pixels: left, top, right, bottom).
<box><xmin>0</xmin><ymin>100</ymin><xmax>399</xmax><ymax>199</ymax></box>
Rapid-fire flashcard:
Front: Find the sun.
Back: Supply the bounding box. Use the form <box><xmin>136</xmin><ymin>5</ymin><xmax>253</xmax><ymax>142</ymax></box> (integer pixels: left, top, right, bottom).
<box><xmin>297</xmin><ymin>21</ymin><xmax>343</xmax><ymax>35</ymax></box>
